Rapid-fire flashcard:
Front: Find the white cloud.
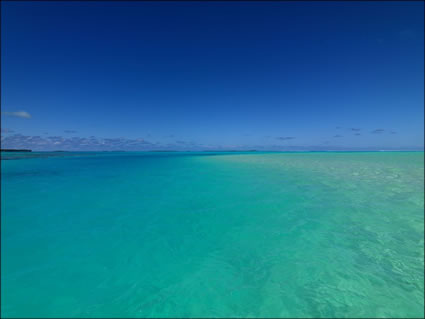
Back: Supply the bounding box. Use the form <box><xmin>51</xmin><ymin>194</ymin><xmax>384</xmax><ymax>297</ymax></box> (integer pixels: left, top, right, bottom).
<box><xmin>1</xmin><ymin>111</ymin><xmax>32</xmax><ymax>118</ymax></box>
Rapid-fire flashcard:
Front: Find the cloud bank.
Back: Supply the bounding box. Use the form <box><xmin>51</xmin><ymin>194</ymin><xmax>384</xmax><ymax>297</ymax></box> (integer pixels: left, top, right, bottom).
<box><xmin>1</xmin><ymin>133</ymin><xmax>422</xmax><ymax>152</ymax></box>
<box><xmin>1</xmin><ymin>134</ymin><xmax>156</xmax><ymax>151</ymax></box>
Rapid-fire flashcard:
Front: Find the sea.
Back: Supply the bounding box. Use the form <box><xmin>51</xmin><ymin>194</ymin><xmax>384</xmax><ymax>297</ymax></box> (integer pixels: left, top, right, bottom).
<box><xmin>1</xmin><ymin>151</ymin><xmax>424</xmax><ymax>317</ymax></box>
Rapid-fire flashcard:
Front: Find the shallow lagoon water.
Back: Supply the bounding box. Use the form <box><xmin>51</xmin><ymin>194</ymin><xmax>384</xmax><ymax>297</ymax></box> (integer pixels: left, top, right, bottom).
<box><xmin>1</xmin><ymin>151</ymin><xmax>424</xmax><ymax>317</ymax></box>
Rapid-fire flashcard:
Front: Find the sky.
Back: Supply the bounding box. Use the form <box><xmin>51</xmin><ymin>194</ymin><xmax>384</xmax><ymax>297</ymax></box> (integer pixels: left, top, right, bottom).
<box><xmin>1</xmin><ymin>1</ymin><xmax>424</xmax><ymax>151</ymax></box>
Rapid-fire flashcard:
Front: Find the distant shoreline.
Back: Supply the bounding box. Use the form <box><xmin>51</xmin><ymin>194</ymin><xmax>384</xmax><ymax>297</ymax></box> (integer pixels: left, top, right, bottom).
<box><xmin>0</xmin><ymin>149</ymin><xmax>32</xmax><ymax>152</ymax></box>
<box><xmin>2</xmin><ymin>149</ymin><xmax>423</xmax><ymax>153</ymax></box>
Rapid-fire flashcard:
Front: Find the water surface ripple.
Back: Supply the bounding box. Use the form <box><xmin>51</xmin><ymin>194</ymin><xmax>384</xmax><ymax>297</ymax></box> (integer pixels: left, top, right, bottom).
<box><xmin>1</xmin><ymin>152</ymin><xmax>424</xmax><ymax>317</ymax></box>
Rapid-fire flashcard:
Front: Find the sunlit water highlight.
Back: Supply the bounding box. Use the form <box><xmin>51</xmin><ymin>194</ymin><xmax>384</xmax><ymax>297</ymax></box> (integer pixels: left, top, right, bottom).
<box><xmin>1</xmin><ymin>151</ymin><xmax>424</xmax><ymax>317</ymax></box>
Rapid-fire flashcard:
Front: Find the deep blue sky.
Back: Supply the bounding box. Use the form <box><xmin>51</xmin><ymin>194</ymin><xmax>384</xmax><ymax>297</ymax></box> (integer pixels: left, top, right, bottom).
<box><xmin>1</xmin><ymin>1</ymin><xmax>424</xmax><ymax>151</ymax></box>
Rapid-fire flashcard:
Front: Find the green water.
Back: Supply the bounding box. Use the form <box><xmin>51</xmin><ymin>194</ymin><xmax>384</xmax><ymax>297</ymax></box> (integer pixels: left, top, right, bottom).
<box><xmin>1</xmin><ymin>152</ymin><xmax>424</xmax><ymax>317</ymax></box>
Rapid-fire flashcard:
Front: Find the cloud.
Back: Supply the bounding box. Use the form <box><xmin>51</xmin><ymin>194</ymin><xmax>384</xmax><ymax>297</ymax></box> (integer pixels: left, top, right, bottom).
<box><xmin>2</xmin><ymin>111</ymin><xmax>31</xmax><ymax>119</ymax></box>
<box><xmin>1</xmin><ymin>134</ymin><xmax>258</xmax><ymax>151</ymax></box>
<box><xmin>5</xmin><ymin>133</ymin><xmax>416</xmax><ymax>152</ymax></box>
<box><xmin>64</xmin><ymin>130</ymin><xmax>77</xmax><ymax>134</ymax></box>
<box><xmin>1</xmin><ymin>111</ymin><xmax>31</xmax><ymax>118</ymax></box>
<box><xmin>390</xmin><ymin>131</ymin><xmax>397</xmax><ymax>134</ymax></box>
<box><xmin>354</xmin><ymin>133</ymin><xmax>361</xmax><ymax>136</ymax></box>
<box><xmin>371</xmin><ymin>129</ymin><xmax>385</xmax><ymax>134</ymax></box>
<box><xmin>277</xmin><ymin>136</ymin><xmax>296</xmax><ymax>141</ymax></box>
<box><xmin>351</xmin><ymin>128</ymin><xmax>361</xmax><ymax>131</ymax></box>
<box><xmin>333</xmin><ymin>135</ymin><xmax>343</xmax><ymax>138</ymax></box>
<box><xmin>1</xmin><ymin>134</ymin><xmax>158</xmax><ymax>151</ymax></box>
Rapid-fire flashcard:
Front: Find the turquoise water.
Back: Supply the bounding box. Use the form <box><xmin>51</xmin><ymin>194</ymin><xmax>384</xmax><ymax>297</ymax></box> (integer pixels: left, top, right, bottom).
<box><xmin>1</xmin><ymin>151</ymin><xmax>424</xmax><ymax>318</ymax></box>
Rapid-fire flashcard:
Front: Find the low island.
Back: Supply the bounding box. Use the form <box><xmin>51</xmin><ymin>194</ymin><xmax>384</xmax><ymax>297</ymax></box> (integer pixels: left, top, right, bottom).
<box><xmin>0</xmin><ymin>149</ymin><xmax>32</xmax><ymax>152</ymax></box>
